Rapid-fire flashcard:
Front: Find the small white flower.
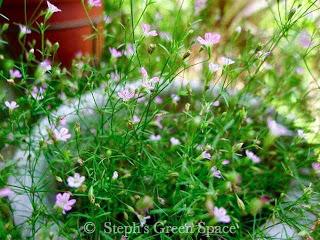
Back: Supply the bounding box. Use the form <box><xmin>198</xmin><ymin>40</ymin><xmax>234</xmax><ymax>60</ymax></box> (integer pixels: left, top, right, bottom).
<box><xmin>220</xmin><ymin>57</ymin><xmax>235</xmax><ymax>66</ymax></box>
<box><xmin>67</xmin><ymin>173</ymin><xmax>85</xmax><ymax>188</ymax></box>
<box><xmin>112</xmin><ymin>171</ymin><xmax>119</xmax><ymax>180</ymax></box>
<box><xmin>117</xmin><ymin>88</ymin><xmax>135</xmax><ymax>101</ymax></box>
<box><xmin>39</xmin><ymin>59</ymin><xmax>52</xmax><ymax>72</ymax></box>
<box><xmin>5</xmin><ymin>101</ymin><xmax>19</xmax><ymax>110</ymax></box>
<box><xmin>171</xmin><ymin>94</ymin><xmax>180</xmax><ymax>104</ymax></box>
<box><xmin>132</xmin><ymin>115</ymin><xmax>140</xmax><ymax>124</ymax></box>
<box><xmin>47</xmin><ymin>1</ymin><xmax>61</xmax><ymax>13</ymax></box>
<box><xmin>54</xmin><ymin>127</ymin><xmax>71</xmax><ymax>142</ymax></box>
<box><xmin>19</xmin><ymin>24</ymin><xmax>31</xmax><ymax>35</ymax></box>
<box><xmin>150</xmin><ymin>134</ymin><xmax>161</xmax><ymax>142</ymax></box>
<box><xmin>170</xmin><ymin>137</ymin><xmax>181</xmax><ymax>146</ymax></box>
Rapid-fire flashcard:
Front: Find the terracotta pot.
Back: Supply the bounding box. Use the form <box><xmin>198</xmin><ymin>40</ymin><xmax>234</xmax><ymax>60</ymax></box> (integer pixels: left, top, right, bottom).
<box><xmin>0</xmin><ymin>0</ymin><xmax>104</xmax><ymax>67</ymax></box>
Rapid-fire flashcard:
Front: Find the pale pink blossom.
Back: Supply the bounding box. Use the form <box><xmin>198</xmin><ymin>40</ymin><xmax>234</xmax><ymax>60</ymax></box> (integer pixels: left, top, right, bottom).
<box><xmin>54</xmin><ymin>128</ymin><xmax>71</xmax><ymax>142</ymax></box>
<box><xmin>40</xmin><ymin>59</ymin><xmax>52</xmax><ymax>72</ymax></box>
<box><xmin>312</xmin><ymin>162</ymin><xmax>320</xmax><ymax>171</ymax></box>
<box><xmin>55</xmin><ymin>192</ymin><xmax>76</xmax><ymax>214</ymax></box>
<box><xmin>117</xmin><ymin>88</ymin><xmax>135</xmax><ymax>101</ymax></box>
<box><xmin>150</xmin><ymin>134</ymin><xmax>161</xmax><ymax>141</ymax></box>
<box><xmin>245</xmin><ymin>150</ymin><xmax>261</xmax><ymax>163</ymax></box>
<box><xmin>210</xmin><ymin>166</ymin><xmax>222</xmax><ymax>178</ymax></box>
<box><xmin>19</xmin><ymin>24</ymin><xmax>31</xmax><ymax>35</ymax></box>
<box><xmin>197</xmin><ymin>32</ymin><xmax>221</xmax><ymax>46</ymax></box>
<box><xmin>195</xmin><ymin>0</ymin><xmax>207</xmax><ymax>15</ymax></box>
<box><xmin>0</xmin><ymin>187</ymin><xmax>13</xmax><ymax>198</ymax></box>
<box><xmin>295</xmin><ymin>67</ymin><xmax>304</xmax><ymax>75</ymax></box>
<box><xmin>141</xmin><ymin>23</ymin><xmax>158</xmax><ymax>37</ymax></box>
<box><xmin>212</xmin><ymin>100</ymin><xmax>220</xmax><ymax>107</ymax></box>
<box><xmin>88</xmin><ymin>0</ymin><xmax>102</xmax><ymax>7</ymax></box>
<box><xmin>140</xmin><ymin>67</ymin><xmax>149</xmax><ymax>79</ymax></box>
<box><xmin>124</xmin><ymin>44</ymin><xmax>135</xmax><ymax>57</ymax></box>
<box><xmin>201</xmin><ymin>151</ymin><xmax>211</xmax><ymax>160</ymax></box>
<box><xmin>222</xmin><ymin>160</ymin><xmax>230</xmax><ymax>165</ymax></box>
<box><xmin>47</xmin><ymin>1</ymin><xmax>61</xmax><ymax>13</ymax></box>
<box><xmin>170</xmin><ymin>137</ymin><xmax>181</xmax><ymax>146</ymax></box>
<box><xmin>9</xmin><ymin>69</ymin><xmax>22</xmax><ymax>79</ymax></box>
<box><xmin>154</xmin><ymin>115</ymin><xmax>163</xmax><ymax>129</ymax></box>
<box><xmin>67</xmin><ymin>173</ymin><xmax>85</xmax><ymax>188</ymax></box>
<box><xmin>109</xmin><ymin>48</ymin><xmax>122</xmax><ymax>58</ymax></box>
<box><xmin>5</xmin><ymin>101</ymin><xmax>19</xmax><ymax>110</ymax></box>
<box><xmin>154</xmin><ymin>96</ymin><xmax>163</xmax><ymax>104</ymax></box>
<box><xmin>213</xmin><ymin>207</ymin><xmax>231</xmax><ymax>223</ymax></box>
<box><xmin>267</xmin><ymin>118</ymin><xmax>292</xmax><ymax>137</ymax></box>
<box><xmin>171</xmin><ymin>94</ymin><xmax>180</xmax><ymax>104</ymax></box>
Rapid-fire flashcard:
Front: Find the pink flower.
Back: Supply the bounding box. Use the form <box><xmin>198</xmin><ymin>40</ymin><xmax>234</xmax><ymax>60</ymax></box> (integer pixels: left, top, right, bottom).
<box><xmin>53</xmin><ymin>128</ymin><xmax>71</xmax><ymax>142</ymax></box>
<box><xmin>140</xmin><ymin>67</ymin><xmax>149</xmax><ymax>79</ymax></box>
<box><xmin>154</xmin><ymin>96</ymin><xmax>163</xmax><ymax>104</ymax></box>
<box><xmin>150</xmin><ymin>134</ymin><xmax>161</xmax><ymax>141</ymax></box>
<box><xmin>31</xmin><ymin>86</ymin><xmax>46</xmax><ymax>100</ymax></box>
<box><xmin>213</xmin><ymin>207</ymin><xmax>231</xmax><ymax>223</ymax></box>
<box><xmin>298</xmin><ymin>31</ymin><xmax>312</xmax><ymax>48</ymax></box>
<box><xmin>195</xmin><ymin>0</ymin><xmax>207</xmax><ymax>15</ymax></box>
<box><xmin>170</xmin><ymin>137</ymin><xmax>181</xmax><ymax>146</ymax></box>
<box><xmin>201</xmin><ymin>151</ymin><xmax>211</xmax><ymax>160</ymax></box>
<box><xmin>0</xmin><ymin>187</ymin><xmax>13</xmax><ymax>198</ymax></box>
<box><xmin>88</xmin><ymin>0</ymin><xmax>102</xmax><ymax>7</ymax></box>
<box><xmin>141</xmin><ymin>23</ymin><xmax>158</xmax><ymax>37</ymax></box>
<box><xmin>210</xmin><ymin>166</ymin><xmax>222</xmax><ymax>178</ymax></box>
<box><xmin>19</xmin><ymin>24</ymin><xmax>31</xmax><ymax>35</ymax></box>
<box><xmin>197</xmin><ymin>32</ymin><xmax>221</xmax><ymax>46</ymax></box>
<box><xmin>212</xmin><ymin>100</ymin><xmax>220</xmax><ymax>107</ymax></box>
<box><xmin>222</xmin><ymin>159</ymin><xmax>230</xmax><ymax>165</ymax></box>
<box><xmin>47</xmin><ymin>1</ymin><xmax>61</xmax><ymax>13</ymax></box>
<box><xmin>267</xmin><ymin>118</ymin><xmax>292</xmax><ymax>137</ymax></box>
<box><xmin>55</xmin><ymin>192</ymin><xmax>76</xmax><ymax>214</ymax></box>
<box><xmin>109</xmin><ymin>48</ymin><xmax>122</xmax><ymax>58</ymax></box>
<box><xmin>39</xmin><ymin>59</ymin><xmax>52</xmax><ymax>72</ymax></box>
<box><xmin>124</xmin><ymin>44</ymin><xmax>135</xmax><ymax>57</ymax></box>
<box><xmin>117</xmin><ymin>88</ymin><xmax>135</xmax><ymax>101</ymax></box>
<box><xmin>67</xmin><ymin>173</ymin><xmax>85</xmax><ymax>188</ymax></box>
<box><xmin>312</xmin><ymin>162</ymin><xmax>320</xmax><ymax>171</ymax></box>
<box><xmin>245</xmin><ymin>150</ymin><xmax>261</xmax><ymax>163</ymax></box>
<box><xmin>9</xmin><ymin>69</ymin><xmax>22</xmax><ymax>79</ymax></box>
<box><xmin>5</xmin><ymin>101</ymin><xmax>19</xmax><ymax>110</ymax></box>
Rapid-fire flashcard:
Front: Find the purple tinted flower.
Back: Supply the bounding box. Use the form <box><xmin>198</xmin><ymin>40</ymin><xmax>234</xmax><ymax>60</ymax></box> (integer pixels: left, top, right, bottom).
<box><xmin>201</xmin><ymin>151</ymin><xmax>211</xmax><ymax>160</ymax></box>
<box><xmin>298</xmin><ymin>31</ymin><xmax>312</xmax><ymax>48</ymax></box>
<box><xmin>88</xmin><ymin>0</ymin><xmax>102</xmax><ymax>7</ymax></box>
<box><xmin>55</xmin><ymin>192</ymin><xmax>76</xmax><ymax>214</ymax></box>
<box><xmin>0</xmin><ymin>187</ymin><xmax>13</xmax><ymax>198</ymax></box>
<box><xmin>141</xmin><ymin>23</ymin><xmax>158</xmax><ymax>37</ymax></box>
<box><xmin>195</xmin><ymin>0</ymin><xmax>207</xmax><ymax>15</ymax></box>
<box><xmin>132</xmin><ymin>115</ymin><xmax>140</xmax><ymax>124</ymax></box>
<box><xmin>154</xmin><ymin>96</ymin><xmax>163</xmax><ymax>104</ymax></box>
<box><xmin>67</xmin><ymin>173</ymin><xmax>85</xmax><ymax>188</ymax></box>
<box><xmin>245</xmin><ymin>150</ymin><xmax>261</xmax><ymax>163</ymax></box>
<box><xmin>124</xmin><ymin>44</ymin><xmax>135</xmax><ymax>57</ymax></box>
<box><xmin>267</xmin><ymin>118</ymin><xmax>292</xmax><ymax>137</ymax></box>
<box><xmin>150</xmin><ymin>134</ymin><xmax>161</xmax><ymax>142</ymax></box>
<box><xmin>54</xmin><ymin>128</ymin><xmax>71</xmax><ymax>142</ymax></box>
<box><xmin>9</xmin><ymin>69</ymin><xmax>22</xmax><ymax>79</ymax></box>
<box><xmin>209</xmin><ymin>63</ymin><xmax>221</xmax><ymax>73</ymax></box>
<box><xmin>197</xmin><ymin>32</ymin><xmax>221</xmax><ymax>46</ymax></box>
<box><xmin>31</xmin><ymin>86</ymin><xmax>46</xmax><ymax>100</ymax></box>
<box><xmin>5</xmin><ymin>101</ymin><xmax>19</xmax><ymax>110</ymax></box>
<box><xmin>117</xmin><ymin>88</ymin><xmax>135</xmax><ymax>101</ymax></box>
<box><xmin>19</xmin><ymin>24</ymin><xmax>31</xmax><ymax>35</ymax></box>
<box><xmin>222</xmin><ymin>160</ymin><xmax>230</xmax><ymax>165</ymax></box>
<box><xmin>170</xmin><ymin>137</ymin><xmax>181</xmax><ymax>146</ymax></box>
<box><xmin>109</xmin><ymin>48</ymin><xmax>122</xmax><ymax>58</ymax></box>
<box><xmin>312</xmin><ymin>162</ymin><xmax>320</xmax><ymax>171</ymax></box>
<box><xmin>213</xmin><ymin>207</ymin><xmax>231</xmax><ymax>223</ymax></box>
<box><xmin>40</xmin><ymin>59</ymin><xmax>52</xmax><ymax>72</ymax></box>
<box><xmin>210</xmin><ymin>166</ymin><xmax>222</xmax><ymax>178</ymax></box>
